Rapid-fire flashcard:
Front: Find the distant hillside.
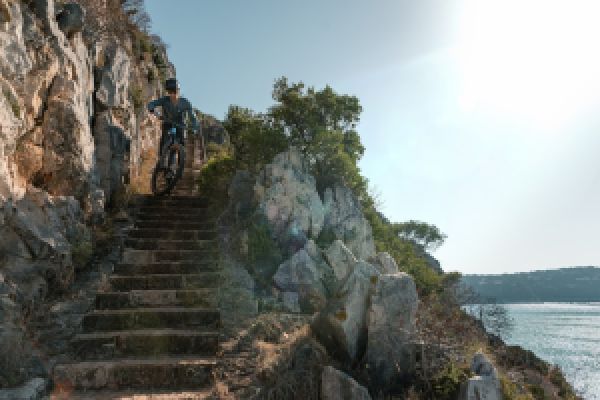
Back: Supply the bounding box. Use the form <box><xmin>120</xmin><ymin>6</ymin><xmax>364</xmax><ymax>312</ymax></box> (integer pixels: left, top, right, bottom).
<box><xmin>461</xmin><ymin>267</ymin><xmax>600</xmax><ymax>303</ymax></box>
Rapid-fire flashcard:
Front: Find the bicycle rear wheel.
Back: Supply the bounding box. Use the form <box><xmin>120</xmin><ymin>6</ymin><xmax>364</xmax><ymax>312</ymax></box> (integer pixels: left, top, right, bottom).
<box><xmin>151</xmin><ymin>166</ymin><xmax>175</xmax><ymax>196</ymax></box>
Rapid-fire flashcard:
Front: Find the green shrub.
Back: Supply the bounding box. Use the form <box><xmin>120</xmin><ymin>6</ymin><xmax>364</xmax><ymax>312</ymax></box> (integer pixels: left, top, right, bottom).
<box><xmin>72</xmin><ymin>239</ymin><xmax>93</xmax><ymax>269</ymax></box>
<box><xmin>197</xmin><ymin>151</ymin><xmax>236</xmax><ymax>210</ymax></box>
<box><xmin>315</xmin><ymin>226</ymin><xmax>337</xmax><ymax>248</ymax></box>
<box><xmin>500</xmin><ymin>375</ymin><xmax>534</xmax><ymax>400</ymax></box>
<box><xmin>129</xmin><ymin>86</ymin><xmax>144</xmax><ymax>112</ymax></box>
<box><xmin>528</xmin><ymin>384</ymin><xmax>548</xmax><ymax>400</ymax></box>
<box><xmin>429</xmin><ymin>362</ymin><xmax>469</xmax><ymax>400</ymax></box>
<box><xmin>245</xmin><ymin>219</ymin><xmax>284</xmax><ymax>287</ymax></box>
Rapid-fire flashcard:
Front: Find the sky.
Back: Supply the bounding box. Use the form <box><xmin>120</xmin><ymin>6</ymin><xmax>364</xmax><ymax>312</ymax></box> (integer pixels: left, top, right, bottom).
<box><xmin>145</xmin><ymin>0</ymin><xmax>600</xmax><ymax>275</ymax></box>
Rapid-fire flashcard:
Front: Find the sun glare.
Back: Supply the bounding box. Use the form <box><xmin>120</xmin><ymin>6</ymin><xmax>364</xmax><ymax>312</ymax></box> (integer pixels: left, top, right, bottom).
<box><xmin>455</xmin><ymin>0</ymin><xmax>600</xmax><ymax>131</ymax></box>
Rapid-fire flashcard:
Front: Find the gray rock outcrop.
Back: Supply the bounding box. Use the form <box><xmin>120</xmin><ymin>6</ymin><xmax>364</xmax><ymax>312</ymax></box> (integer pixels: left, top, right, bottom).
<box><xmin>273</xmin><ymin>240</ymin><xmax>333</xmax><ymax>312</ymax></box>
<box><xmin>254</xmin><ymin>148</ymin><xmax>325</xmax><ymax>253</ymax></box>
<box><xmin>312</xmin><ymin>261</ymin><xmax>379</xmax><ymax>362</ymax></box>
<box><xmin>0</xmin><ymin>0</ymin><xmax>177</xmax><ymax>387</ymax></box>
<box><xmin>370</xmin><ymin>252</ymin><xmax>399</xmax><ymax>275</ymax></box>
<box><xmin>366</xmin><ymin>272</ymin><xmax>418</xmax><ymax>385</ymax></box>
<box><xmin>459</xmin><ymin>352</ymin><xmax>502</xmax><ymax>400</ymax></box>
<box><xmin>321</xmin><ymin>366</ymin><xmax>372</xmax><ymax>400</ymax></box>
<box><xmin>323</xmin><ymin>184</ymin><xmax>376</xmax><ymax>261</ymax></box>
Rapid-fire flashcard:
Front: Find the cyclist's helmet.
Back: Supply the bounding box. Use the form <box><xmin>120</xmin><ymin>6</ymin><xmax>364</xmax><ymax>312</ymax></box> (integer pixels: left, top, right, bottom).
<box><xmin>165</xmin><ymin>78</ymin><xmax>179</xmax><ymax>93</ymax></box>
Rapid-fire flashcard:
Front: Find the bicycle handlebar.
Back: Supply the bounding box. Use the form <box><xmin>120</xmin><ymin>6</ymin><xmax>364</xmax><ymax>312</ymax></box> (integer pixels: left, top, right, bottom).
<box><xmin>151</xmin><ymin>109</ymin><xmax>198</xmax><ymax>133</ymax></box>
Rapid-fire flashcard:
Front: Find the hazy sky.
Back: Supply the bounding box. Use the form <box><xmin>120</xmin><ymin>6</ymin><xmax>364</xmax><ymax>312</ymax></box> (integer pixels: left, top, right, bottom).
<box><xmin>146</xmin><ymin>0</ymin><xmax>600</xmax><ymax>274</ymax></box>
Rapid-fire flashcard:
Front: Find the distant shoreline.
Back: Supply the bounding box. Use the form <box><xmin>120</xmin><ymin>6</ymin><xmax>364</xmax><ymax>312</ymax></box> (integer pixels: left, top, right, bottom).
<box><xmin>461</xmin><ymin>266</ymin><xmax>600</xmax><ymax>304</ymax></box>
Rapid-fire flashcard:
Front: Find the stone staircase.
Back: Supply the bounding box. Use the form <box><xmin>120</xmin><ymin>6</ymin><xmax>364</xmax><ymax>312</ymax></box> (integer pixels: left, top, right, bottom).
<box><xmin>52</xmin><ymin>139</ymin><xmax>221</xmax><ymax>398</ymax></box>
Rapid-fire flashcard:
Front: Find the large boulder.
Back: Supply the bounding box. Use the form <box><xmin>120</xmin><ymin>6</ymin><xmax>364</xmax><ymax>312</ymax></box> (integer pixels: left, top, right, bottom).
<box><xmin>322</xmin><ymin>185</ymin><xmax>376</xmax><ymax>261</ymax></box>
<box><xmin>311</xmin><ymin>261</ymin><xmax>379</xmax><ymax>362</ymax></box>
<box><xmin>458</xmin><ymin>352</ymin><xmax>502</xmax><ymax>400</ymax></box>
<box><xmin>366</xmin><ymin>272</ymin><xmax>418</xmax><ymax>386</ymax></box>
<box><xmin>321</xmin><ymin>366</ymin><xmax>372</xmax><ymax>400</ymax></box>
<box><xmin>254</xmin><ymin>148</ymin><xmax>325</xmax><ymax>253</ymax></box>
<box><xmin>273</xmin><ymin>240</ymin><xmax>333</xmax><ymax>312</ymax></box>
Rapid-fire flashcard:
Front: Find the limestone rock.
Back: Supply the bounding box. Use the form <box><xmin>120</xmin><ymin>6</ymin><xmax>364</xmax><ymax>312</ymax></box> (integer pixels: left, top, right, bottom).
<box><xmin>459</xmin><ymin>352</ymin><xmax>502</xmax><ymax>400</ymax></box>
<box><xmin>323</xmin><ymin>184</ymin><xmax>376</xmax><ymax>261</ymax></box>
<box><xmin>471</xmin><ymin>352</ymin><xmax>498</xmax><ymax>380</ymax></box>
<box><xmin>371</xmin><ymin>252</ymin><xmax>399</xmax><ymax>275</ymax></box>
<box><xmin>254</xmin><ymin>148</ymin><xmax>324</xmax><ymax>253</ymax></box>
<box><xmin>312</xmin><ymin>261</ymin><xmax>379</xmax><ymax>362</ymax></box>
<box><xmin>273</xmin><ymin>240</ymin><xmax>332</xmax><ymax>312</ymax></box>
<box><xmin>321</xmin><ymin>366</ymin><xmax>371</xmax><ymax>400</ymax></box>
<box><xmin>366</xmin><ymin>272</ymin><xmax>418</xmax><ymax>386</ymax></box>
<box><xmin>95</xmin><ymin>43</ymin><xmax>131</xmax><ymax>110</ymax></box>
<box><xmin>324</xmin><ymin>240</ymin><xmax>357</xmax><ymax>282</ymax></box>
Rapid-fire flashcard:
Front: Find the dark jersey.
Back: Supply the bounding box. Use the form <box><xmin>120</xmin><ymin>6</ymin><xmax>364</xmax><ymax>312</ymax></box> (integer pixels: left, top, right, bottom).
<box><xmin>147</xmin><ymin>96</ymin><xmax>199</xmax><ymax>129</ymax></box>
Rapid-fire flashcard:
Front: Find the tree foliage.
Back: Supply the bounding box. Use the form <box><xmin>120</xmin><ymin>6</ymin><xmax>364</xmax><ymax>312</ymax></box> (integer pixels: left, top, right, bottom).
<box><xmin>393</xmin><ymin>220</ymin><xmax>448</xmax><ymax>252</ymax></box>
<box><xmin>269</xmin><ymin>77</ymin><xmax>366</xmax><ymax>195</ymax></box>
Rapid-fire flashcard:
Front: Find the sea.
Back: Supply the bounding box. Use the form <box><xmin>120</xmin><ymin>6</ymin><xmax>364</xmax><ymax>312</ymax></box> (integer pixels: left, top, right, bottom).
<box><xmin>501</xmin><ymin>303</ymin><xmax>600</xmax><ymax>400</ymax></box>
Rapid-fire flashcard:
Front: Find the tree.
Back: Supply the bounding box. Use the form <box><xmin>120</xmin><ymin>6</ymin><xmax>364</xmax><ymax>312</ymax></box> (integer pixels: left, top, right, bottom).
<box><xmin>269</xmin><ymin>77</ymin><xmax>366</xmax><ymax>195</ymax></box>
<box><xmin>223</xmin><ymin>106</ymin><xmax>288</xmax><ymax>174</ymax></box>
<box><xmin>392</xmin><ymin>220</ymin><xmax>447</xmax><ymax>252</ymax></box>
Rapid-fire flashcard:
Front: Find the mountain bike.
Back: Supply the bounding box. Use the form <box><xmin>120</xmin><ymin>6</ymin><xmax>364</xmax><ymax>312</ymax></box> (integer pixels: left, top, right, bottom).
<box><xmin>151</xmin><ymin>114</ymin><xmax>192</xmax><ymax>196</ymax></box>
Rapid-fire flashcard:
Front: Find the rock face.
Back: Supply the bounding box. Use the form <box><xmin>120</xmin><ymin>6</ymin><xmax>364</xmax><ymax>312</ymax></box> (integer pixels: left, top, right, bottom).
<box><xmin>273</xmin><ymin>240</ymin><xmax>333</xmax><ymax>312</ymax></box>
<box><xmin>323</xmin><ymin>184</ymin><xmax>376</xmax><ymax>261</ymax></box>
<box><xmin>254</xmin><ymin>148</ymin><xmax>325</xmax><ymax>253</ymax></box>
<box><xmin>0</xmin><ymin>0</ymin><xmax>177</xmax><ymax>387</ymax></box>
<box><xmin>321</xmin><ymin>366</ymin><xmax>372</xmax><ymax>400</ymax></box>
<box><xmin>459</xmin><ymin>352</ymin><xmax>502</xmax><ymax>400</ymax></box>
<box><xmin>366</xmin><ymin>272</ymin><xmax>419</xmax><ymax>385</ymax></box>
<box><xmin>312</xmin><ymin>261</ymin><xmax>379</xmax><ymax>362</ymax></box>
<box><xmin>370</xmin><ymin>252</ymin><xmax>399</xmax><ymax>275</ymax></box>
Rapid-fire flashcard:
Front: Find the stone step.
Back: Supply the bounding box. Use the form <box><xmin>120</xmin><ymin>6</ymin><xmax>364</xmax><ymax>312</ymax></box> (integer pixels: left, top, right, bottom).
<box><xmin>53</xmin><ymin>357</ymin><xmax>216</xmax><ymax>390</ymax></box>
<box><xmin>134</xmin><ymin>214</ymin><xmax>213</xmax><ymax>224</ymax></box>
<box><xmin>124</xmin><ymin>238</ymin><xmax>215</xmax><ymax>251</ymax></box>
<box><xmin>127</xmin><ymin>229</ymin><xmax>216</xmax><ymax>241</ymax></box>
<box><xmin>113</xmin><ymin>262</ymin><xmax>217</xmax><ymax>275</ymax></box>
<box><xmin>122</xmin><ymin>249</ymin><xmax>217</xmax><ymax>264</ymax></box>
<box><xmin>95</xmin><ymin>289</ymin><xmax>217</xmax><ymax>309</ymax></box>
<box><xmin>63</xmin><ymin>389</ymin><xmax>214</xmax><ymax>400</ymax></box>
<box><xmin>109</xmin><ymin>273</ymin><xmax>220</xmax><ymax>291</ymax></box>
<box><xmin>82</xmin><ymin>308</ymin><xmax>220</xmax><ymax>332</ymax></box>
<box><xmin>72</xmin><ymin>330</ymin><xmax>219</xmax><ymax>360</ymax></box>
<box><xmin>135</xmin><ymin>196</ymin><xmax>209</xmax><ymax>208</ymax></box>
<box><xmin>134</xmin><ymin>220</ymin><xmax>214</xmax><ymax>230</ymax></box>
<box><xmin>136</xmin><ymin>206</ymin><xmax>208</xmax><ymax>215</ymax></box>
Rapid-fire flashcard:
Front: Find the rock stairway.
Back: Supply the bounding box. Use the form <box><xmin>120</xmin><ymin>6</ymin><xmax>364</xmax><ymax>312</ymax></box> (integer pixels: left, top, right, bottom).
<box><xmin>53</xmin><ymin>141</ymin><xmax>221</xmax><ymax>398</ymax></box>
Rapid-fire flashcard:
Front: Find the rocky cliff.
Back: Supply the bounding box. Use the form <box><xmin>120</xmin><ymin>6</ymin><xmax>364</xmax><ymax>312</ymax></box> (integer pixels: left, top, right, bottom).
<box><xmin>0</xmin><ymin>0</ymin><xmax>172</xmax><ymax>387</ymax></box>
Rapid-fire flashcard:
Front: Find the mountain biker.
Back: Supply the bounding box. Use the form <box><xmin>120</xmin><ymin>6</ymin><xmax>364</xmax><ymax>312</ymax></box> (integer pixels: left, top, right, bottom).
<box><xmin>147</xmin><ymin>78</ymin><xmax>200</xmax><ymax>157</ymax></box>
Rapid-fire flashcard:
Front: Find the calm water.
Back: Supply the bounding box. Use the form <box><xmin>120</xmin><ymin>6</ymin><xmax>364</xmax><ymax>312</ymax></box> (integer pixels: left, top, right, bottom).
<box><xmin>502</xmin><ymin>303</ymin><xmax>600</xmax><ymax>400</ymax></box>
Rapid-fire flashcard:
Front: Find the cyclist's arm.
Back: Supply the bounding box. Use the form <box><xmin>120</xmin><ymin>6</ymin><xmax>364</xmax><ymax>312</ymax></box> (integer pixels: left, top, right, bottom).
<box><xmin>147</xmin><ymin>97</ymin><xmax>164</xmax><ymax>113</ymax></box>
<box><xmin>186</xmin><ymin>102</ymin><xmax>200</xmax><ymax>132</ymax></box>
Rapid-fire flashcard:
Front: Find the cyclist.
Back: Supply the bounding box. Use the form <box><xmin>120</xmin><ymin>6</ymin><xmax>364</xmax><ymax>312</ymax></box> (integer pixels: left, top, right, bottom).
<box><xmin>147</xmin><ymin>78</ymin><xmax>200</xmax><ymax>157</ymax></box>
